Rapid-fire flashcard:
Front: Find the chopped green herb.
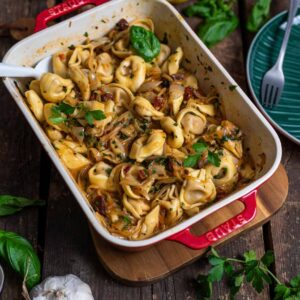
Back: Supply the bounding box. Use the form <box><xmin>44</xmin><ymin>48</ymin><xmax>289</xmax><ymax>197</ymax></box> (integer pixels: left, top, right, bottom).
<box><xmin>85</xmin><ymin>110</ymin><xmax>106</xmax><ymax>126</ymax></box>
<box><xmin>207</xmin><ymin>151</ymin><xmax>221</xmax><ymax>167</ymax></box>
<box><xmin>192</xmin><ymin>142</ymin><xmax>208</xmax><ymax>154</ymax></box>
<box><xmin>83</xmin><ymin>32</ymin><xmax>89</xmax><ymax>37</ymax></box>
<box><xmin>183</xmin><ymin>154</ymin><xmax>201</xmax><ymax>168</ymax></box>
<box><xmin>123</xmin><ymin>215</ymin><xmax>131</xmax><ymax>226</ymax></box>
<box><xmin>68</xmin><ymin>44</ymin><xmax>75</xmax><ymax>50</ymax></box>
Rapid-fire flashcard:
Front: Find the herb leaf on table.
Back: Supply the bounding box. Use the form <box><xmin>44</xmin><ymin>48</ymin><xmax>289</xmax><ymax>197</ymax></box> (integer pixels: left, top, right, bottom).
<box><xmin>0</xmin><ymin>195</ymin><xmax>45</xmax><ymax>216</ymax></box>
<box><xmin>0</xmin><ymin>230</ymin><xmax>41</xmax><ymax>289</ymax></box>
<box><xmin>195</xmin><ymin>247</ymin><xmax>300</xmax><ymax>299</ymax></box>
<box><xmin>246</xmin><ymin>0</ymin><xmax>272</xmax><ymax>32</ymax></box>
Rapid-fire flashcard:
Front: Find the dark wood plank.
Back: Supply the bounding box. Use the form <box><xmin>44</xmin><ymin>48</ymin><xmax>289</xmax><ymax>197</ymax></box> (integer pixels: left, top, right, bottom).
<box><xmin>242</xmin><ymin>0</ymin><xmax>300</xmax><ymax>294</ymax></box>
<box><xmin>0</xmin><ymin>1</ymin><xmax>47</xmax><ymax>299</ymax></box>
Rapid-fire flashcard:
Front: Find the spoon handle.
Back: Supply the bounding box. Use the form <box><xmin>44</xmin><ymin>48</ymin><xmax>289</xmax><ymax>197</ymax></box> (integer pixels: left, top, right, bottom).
<box><xmin>0</xmin><ymin>63</ymin><xmax>39</xmax><ymax>78</ymax></box>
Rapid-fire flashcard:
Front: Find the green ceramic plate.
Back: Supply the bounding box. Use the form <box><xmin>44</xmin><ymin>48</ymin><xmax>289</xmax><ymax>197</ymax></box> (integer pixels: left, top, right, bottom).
<box><xmin>247</xmin><ymin>8</ymin><xmax>300</xmax><ymax>145</ymax></box>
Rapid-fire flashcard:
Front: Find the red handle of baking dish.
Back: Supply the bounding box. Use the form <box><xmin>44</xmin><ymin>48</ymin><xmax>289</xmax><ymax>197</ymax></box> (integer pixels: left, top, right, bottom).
<box><xmin>34</xmin><ymin>0</ymin><xmax>110</xmax><ymax>32</ymax></box>
<box><xmin>167</xmin><ymin>190</ymin><xmax>257</xmax><ymax>249</ymax></box>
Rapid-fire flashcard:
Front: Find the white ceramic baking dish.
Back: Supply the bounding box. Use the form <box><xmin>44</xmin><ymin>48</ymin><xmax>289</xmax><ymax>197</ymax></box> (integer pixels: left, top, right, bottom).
<box><xmin>2</xmin><ymin>0</ymin><xmax>282</xmax><ymax>250</ymax></box>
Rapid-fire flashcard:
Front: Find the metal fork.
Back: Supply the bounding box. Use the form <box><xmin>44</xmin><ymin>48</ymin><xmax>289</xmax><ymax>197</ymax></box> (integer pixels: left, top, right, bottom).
<box><xmin>261</xmin><ymin>0</ymin><xmax>299</xmax><ymax>108</ymax></box>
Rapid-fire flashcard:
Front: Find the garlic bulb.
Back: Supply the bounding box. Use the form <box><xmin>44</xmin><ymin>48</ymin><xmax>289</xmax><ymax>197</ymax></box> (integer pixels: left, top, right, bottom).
<box><xmin>30</xmin><ymin>274</ymin><xmax>94</xmax><ymax>300</ymax></box>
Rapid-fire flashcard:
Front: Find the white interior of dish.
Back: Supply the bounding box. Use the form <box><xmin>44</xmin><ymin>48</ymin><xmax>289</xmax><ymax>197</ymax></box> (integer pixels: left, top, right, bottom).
<box><xmin>2</xmin><ymin>0</ymin><xmax>282</xmax><ymax>248</ymax></box>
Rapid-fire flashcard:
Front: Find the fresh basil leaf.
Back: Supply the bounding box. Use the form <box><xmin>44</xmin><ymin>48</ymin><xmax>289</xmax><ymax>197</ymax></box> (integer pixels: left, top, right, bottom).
<box><xmin>195</xmin><ymin>274</ymin><xmax>212</xmax><ymax>300</ymax></box>
<box><xmin>198</xmin><ymin>12</ymin><xmax>238</xmax><ymax>48</ymax></box>
<box><xmin>246</xmin><ymin>0</ymin><xmax>271</xmax><ymax>32</ymax></box>
<box><xmin>224</xmin><ymin>261</ymin><xmax>234</xmax><ymax>276</ymax></box>
<box><xmin>90</xmin><ymin>110</ymin><xmax>106</xmax><ymax>121</ymax></box>
<box><xmin>58</xmin><ymin>102</ymin><xmax>76</xmax><ymax>115</ymax></box>
<box><xmin>183</xmin><ymin>154</ymin><xmax>201</xmax><ymax>168</ymax></box>
<box><xmin>49</xmin><ymin>116</ymin><xmax>67</xmax><ymax>124</ymax></box>
<box><xmin>192</xmin><ymin>142</ymin><xmax>208</xmax><ymax>154</ymax></box>
<box><xmin>130</xmin><ymin>25</ymin><xmax>161</xmax><ymax>62</ymax></box>
<box><xmin>261</xmin><ymin>250</ymin><xmax>274</xmax><ymax>267</ymax></box>
<box><xmin>183</xmin><ymin>0</ymin><xmax>217</xmax><ymax>18</ymax></box>
<box><xmin>0</xmin><ymin>230</ymin><xmax>41</xmax><ymax>289</ymax></box>
<box><xmin>0</xmin><ymin>195</ymin><xmax>45</xmax><ymax>216</ymax></box>
<box><xmin>207</xmin><ymin>151</ymin><xmax>221</xmax><ymax>167</ymax></box>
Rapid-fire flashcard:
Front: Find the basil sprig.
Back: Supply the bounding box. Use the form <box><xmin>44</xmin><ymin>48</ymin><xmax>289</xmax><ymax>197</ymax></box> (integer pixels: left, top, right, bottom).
<box><xmin>130</xmin><ymin>25</ymin><xmax>161</xmax><ymax>62</ymax></box>
<box><xmin>0</xmin><ymin>195</ymin><xmax>45</xmax><ymax>216</ymax></box>
<box><xmin>246</xmin><ymin>0</ymin><xmax>271</xmax><ymax>32</ymax></box>
<box><xmin>183</xmin><ymin>142</ymin><xmax>221</xmax><ymax>168</ymax></box>
<box><xmin>0</xmin><ymin>231</ymin><xmax>41</xmax><ymax>289</ymax></box>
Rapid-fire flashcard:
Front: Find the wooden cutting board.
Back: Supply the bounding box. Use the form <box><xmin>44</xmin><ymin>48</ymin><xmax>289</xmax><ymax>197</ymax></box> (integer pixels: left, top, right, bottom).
<box><xmin>90</xmin><ymin>164</ymin><xmax>288</xmax><ymax>285</ymax></box>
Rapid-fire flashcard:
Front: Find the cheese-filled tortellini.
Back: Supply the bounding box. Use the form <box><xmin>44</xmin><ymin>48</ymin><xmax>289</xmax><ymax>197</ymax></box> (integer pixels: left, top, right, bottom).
<box><xmin>180</xmin><ymin>169</ymin><xmax>216</xmax><ymax>210</ymax></box>
<box><xmin>138</xmin><ymin>205</ymin><xmax>160</xmax><ymax>239</ymax></box>
<box><xmin>53</xmin><ymin>140</ymin><xmax>91</xmax><ymax>176</ymax></box>
<box><xmin>24</xmin><ymin>18</ymin><xmax>256</xmax><ymax>241</ymax></box>
<box><xmin>115</xmin><ymin>55</ymin><xmax>146</xmax><ymax>92</ymax></box>
<box><xmin>160</xmin><ymin>116</ymin><xmax>184</xmax><ymax>148</ymax></box>
<box><xmin>52</xmin><ymin>51</ymin><xmax>70</xmax><ymax>78</ymax></box>
<box><xmin>25</xmin><ymin>90</ymin><xmax>44</xmax><ymax>122</ymax></box>
<box><xmin>155</xmin><ymin>44</ymin><xmax>171</xmax><ymax>66</ymax></box>
<box><xmin>177</xmin><ymin>107</ymin><xmax>207</xmax><ymax>137</ymax></box>
<box><xmin>88</xmin><ymin>161</ymin><xmax>113</xmax><ymax>191</ymax></box>
<box><xmin>162</xmin><ymin>47</ymin><xmax>183</xmax><ymax>75</ymax></box>
<box><xmin>68</xmin><ymin>66</ymin><xmax>90</xmax><ymax>101</ymax></box>
<box><xmin>205</xmin><ymin>150</ymin><xmax>239</xmax><ymax>194</ymax></box>
<box><xmin>132</xmin><ymin>96</ymin><xmax>164</xmax><ymax>120</ymax></box>
<box><xmin>96</xmin><ymin>53</ymin><xmax>114</xmax><ymax>84</ymax></box>
<box><xmin>168</xmin><ymin>83</ymin><xmax>184</xmax><ymax>116</ymax></box>
<box><xmin>129</xmin><ymin>130</ymin><xmax>166</xmax><ymax>162</ymax></box>
<box><xmin>40</xmin><ymin>73</ymin><xmax>74</xmax><ymax>103</ymax></box>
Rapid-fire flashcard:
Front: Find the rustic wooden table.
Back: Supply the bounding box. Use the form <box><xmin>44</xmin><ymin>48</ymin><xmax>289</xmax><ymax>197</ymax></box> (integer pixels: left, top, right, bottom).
<box><xmin>0</xmin><ymin>0</ymin><xmax>298</xmax><ymax>299</ymax></box>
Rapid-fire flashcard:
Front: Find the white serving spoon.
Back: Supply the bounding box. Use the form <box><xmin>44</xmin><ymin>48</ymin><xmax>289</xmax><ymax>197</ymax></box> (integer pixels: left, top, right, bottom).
<box><xmin>0</xmin><ymin>56</ymin><xmax>52</xmax><ymax>78</ymax></box>
<box><xmin>0</xmin><ymin>264</ymin><xmax>4</xmax><ymax>295</ymax></box>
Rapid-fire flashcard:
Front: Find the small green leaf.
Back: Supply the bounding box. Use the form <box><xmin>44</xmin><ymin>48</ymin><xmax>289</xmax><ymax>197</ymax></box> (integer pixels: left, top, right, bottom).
<box><xmin>85</xmin><ymin>111</ymin><xmax>94</xmax><ymax>125</ymax></box>
<box><xmin>0</xmin><ymin>230</ymin><xmax>41</xmax><ymax>289</ymax></box>
<box><xmin>224</xmin><ymin>261</ymin><xmax>234</xmax><ymax>275</ymax></box>
<box><xmin>246</xmin><ymin>0</ymin><xmax>271</xmax><ymax>32</ymax></box>
<box><xmin>130</xmin><ymin>26</ymin><xmax>161</xmax><ymax>62</ymax></box>
<box><xmin>234</xmin><ymin>274</ymin><xmax>244</xmax><ymax>287</ymax></box>
<box><xmin>274</xmin><ymin>284</ymin><xmax>291</xmax><ymax>300</ymax></box>
<box><xmin>290</xmin><ymin>274</ymin><xmax>300</xmax><ymax>288</ymax></box>
<box><xmin>90</xmin><ymin>110</ymin><xmax>106</xmax><ymax>121</ymax></box>
<box><xmin>244</xmin><ymin>250</ymin><xmax>257</xmax><ymax>262</ymax></box>
<box><xmin>58</xmin><ymin>102</ymin><xmax>76</xmax><ymax>115</ymax></box>
<box><xmin>229</xmin><ymin>84</ymin><xmax>237</xmax><ymax>91</ymax></box>
<box><xmin>208</xmin><ymin>255</ymin><xmax>225</xmax><ymax>266</ymax></box>
<box><xmin>210</xmin><ymin>247</ymin><xmax>220</xmax><ymax>258</ymax></box>
<box><xmin>195</xmin><ymin>274</ymin><xmax>212</xmax><ymax>300</ymax></box>
<box><xmin>183</xmin><ymin>154</ymin><xmax>201</xmax><ymax>168</ymax></box>
<box><xmin>192</xmin><ymin>142</ymin><xmax>208</xmax><ymax>154</ymax></box>
<box><xmin>123</xmin><ymin>215</ymin><xmax>131</xmax><ymax>226</ymax></box>
<box><xmin>197</xmin><ymin>12</ymin><xmax>239</xmax><ymax>48</ymax></box>
<box><xmin>83</xmin><ymin>31</ymin><xmax>89</xmax><ymax>37</ymax></box>
<box><xmin>0</xmin><ymin>195</ymin><xmax>45</xmax><ymax>216</ymax></box>
<box><xmin>261</xmin><ymin>250</ymin><xmax>274</xmax><ymax>267</ymax></box>
<box><xmin>252</xmin><ymin>270</ymin><xmax>264</xmax><ymax>293</ymax></box>
<box><xmin>183</xmin><ymin>1</ymin><xmax>216</xmax><ymax>18</ymax></box>
<box><xmin>49</xmin><ymin>116</ymin><xmax>67</xmax><ymax>124</ymax></box>
<box><xmin>208</xmin><ymin>263</ymin><xmax>224</xmax><ymax>282</ymax></box>
<box><xmin>207</xmin><ymin>151</ymin><xmax>221</xmax><ymax>167</ymax></box>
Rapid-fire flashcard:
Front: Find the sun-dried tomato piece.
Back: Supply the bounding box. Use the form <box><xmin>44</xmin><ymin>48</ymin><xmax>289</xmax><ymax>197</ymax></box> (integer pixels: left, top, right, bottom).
<box><xmin>116</xmin><ymin>18</ymin><xmax>129</xmax><ymax>31</ymax></box>
<box><xmin>101</xmin><ymin>92</ymin><xmax>114</xmax><ymax>102</ymax></box>
<box><xmin>93</xmin><ymin>195</ymin><xmax>106</xmax><ymax>216</ymax></box>
<box><xmin>153</xmin><ymin>96</ymin><xmax>165</xmax><ymax>110</ymax></box>
<box><xmin>184</xmin><ymin>86</ymin><xmax>195</xmax><ymax>101</ymax></box>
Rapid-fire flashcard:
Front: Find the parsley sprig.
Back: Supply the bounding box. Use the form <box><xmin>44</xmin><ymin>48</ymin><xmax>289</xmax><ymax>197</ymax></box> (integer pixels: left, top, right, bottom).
<box><xmin>183</xmin><ymin>142</ymin><xmax>221</xmax><ymax>168</ymax></box>
<box><xmin>49</xmin><ymin>102</ymin><xmax>106</xmax><ymax>126</ymax></box>
<box><xmin>195</xmin><ymin>247</ymin><xmax>300</xmax><ymax>300</ymax></box>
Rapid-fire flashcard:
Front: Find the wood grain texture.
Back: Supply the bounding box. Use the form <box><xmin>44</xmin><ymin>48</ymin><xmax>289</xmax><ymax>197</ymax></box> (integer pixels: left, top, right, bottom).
<box><xmin>243</xmin><ymin>0</ymin><xmax>300</xmax><ymax>291</ymax></box>
<box><xmin>0</xmin><ymin>1</ymin><xmax>47</xmax><ymax>299</ymax></box>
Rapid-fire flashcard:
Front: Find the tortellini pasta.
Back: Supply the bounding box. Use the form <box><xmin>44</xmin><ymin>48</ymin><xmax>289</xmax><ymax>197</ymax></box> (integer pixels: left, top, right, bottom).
<box><xmin>24</xmin><ymin>18</ymin><xmax>255</xmax><ymax>241</ymax></box>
